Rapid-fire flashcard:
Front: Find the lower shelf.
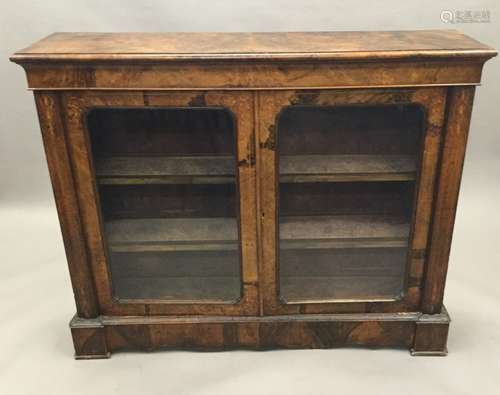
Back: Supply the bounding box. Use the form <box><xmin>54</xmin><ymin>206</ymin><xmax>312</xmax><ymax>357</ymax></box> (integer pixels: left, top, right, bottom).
<box><xmin>109</xmin><ymin>250</ymin><xmax>241</xmax><ymax>302</ymax></box>
<box><xmin>279</xmin><ymin>245</ymin><xmax>407</xmax><ymax>302</ymax></box>
<box><xmin>105</xmin><ymin>215</ymin><xmax>409</xmax><ymax>302</ymax></box>
<box><xmin>280</xmin><ymin>276</ymin><xmax>403</xmax><ymax>303</ymax></box>
<box><xmin>280</xmin><ymin>214</ymin><xmax>409</xmax><ymax>242</ymax></box>
<box><xmin>113</xmin><ymin>276</ymin><xmax>241</xmax><ymax>302</ymax></box>
<box><xmin>105</xmin><ymin>217</ymin><xmax>238</xmax><ymax>252</ymax></box>
<box><xmin>112</xmin><ymin>273</ymin><xmax>404</xmax><ymax>304</ymax></box>
<box><xmin>104</xmin><ymin>214</ymin><xmax>409</xmax><ymax>252</ymax></box>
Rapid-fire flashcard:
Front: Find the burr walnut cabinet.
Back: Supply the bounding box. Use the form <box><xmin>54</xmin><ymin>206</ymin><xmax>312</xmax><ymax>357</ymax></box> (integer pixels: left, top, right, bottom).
<box><xmin>11</xmin><ymin>30</ymin><xmax>495</xmax><ymax>358</ymax></box>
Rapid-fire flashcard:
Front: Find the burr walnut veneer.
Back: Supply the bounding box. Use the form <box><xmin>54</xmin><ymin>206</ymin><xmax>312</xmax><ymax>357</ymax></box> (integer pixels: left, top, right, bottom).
<box><xmin>11</xmin><ymin>31</ymin><xmax>496</xmax><ymax>358</ymax></box>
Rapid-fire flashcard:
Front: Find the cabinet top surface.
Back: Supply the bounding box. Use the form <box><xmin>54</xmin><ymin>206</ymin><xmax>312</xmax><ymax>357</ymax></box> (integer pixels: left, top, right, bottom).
<box><xmin>11</xmin><ymin>30</ymin><xmax>496</xmax><ymax>63</ymax></box>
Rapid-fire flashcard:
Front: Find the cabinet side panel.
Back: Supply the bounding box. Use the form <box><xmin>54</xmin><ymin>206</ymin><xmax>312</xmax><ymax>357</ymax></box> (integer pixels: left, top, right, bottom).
<box><xmin>422</xmin><ymin>86</ymin><xmax>476</xmax><ymax>313</ymax></box>
<box><xmin>34</xmin><ymin>92</ymin><xmax>98</xmax><ymax>318</ymax></box>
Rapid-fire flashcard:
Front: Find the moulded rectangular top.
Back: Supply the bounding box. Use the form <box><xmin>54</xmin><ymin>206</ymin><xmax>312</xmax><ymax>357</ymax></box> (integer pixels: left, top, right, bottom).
<box><xmin>10</xmin><ymin>30</ymin><xmax>497</xmax><ymax>64</ymax></box>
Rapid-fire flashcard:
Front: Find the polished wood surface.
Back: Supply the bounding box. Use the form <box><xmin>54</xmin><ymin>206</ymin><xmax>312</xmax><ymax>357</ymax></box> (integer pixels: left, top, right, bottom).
<box><xmin>34</xmin><ymin>92</ymin><xmax>98</xmax><ymax>318</ymax></box>
<box><xmin>69</xmin><ymin>309</ymin><xmax>450</xmax><ymax>358</ymax></box>
<box><xmin>18</xmin><ymin>61</ymin><xmax>489</xmax><ymax>90</ymax></box>
<box><xmin>11</xmin><ymin>30</ymin><xmax>496</xmax><ymax>63</ymax></box>
<box><xmin>11</xmin><ymin>31</ymin><xmax>496</xmax><ymax>90</ymax></box>
<box><xmin>422</xmin><ymin>86</ymin><xmax>476</xmax><ymax>314</ymax></box>
<box><xmin>12</xmin><ymin>31</ymin><xmax>495</xmax><ymax>357</ymax></box>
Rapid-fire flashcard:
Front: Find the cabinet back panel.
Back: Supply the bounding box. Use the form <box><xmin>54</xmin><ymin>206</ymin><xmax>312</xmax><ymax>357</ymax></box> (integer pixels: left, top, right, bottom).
<box><xmin>88</xmin><ymin>108</ymin><xmax>234</xmax><ymax>156</ymax></box>
<box><xmin>280</xmin><ymin>182</ymin><xmax>414</xmax><ymax>217</ymax></box>
<box><xmin>99</xmin><ymin>184</ymin><xmax>236</xmax><ymax>220</ymax></box>
<box><xmin>85</xmin><ymin>106</ymin><xmax>241</xmax><ymax>303</ymax></box>
<box><xmin>278</xmin><ymin>105</ymin><xmax>424</xmax><ymax>155</ymax></box>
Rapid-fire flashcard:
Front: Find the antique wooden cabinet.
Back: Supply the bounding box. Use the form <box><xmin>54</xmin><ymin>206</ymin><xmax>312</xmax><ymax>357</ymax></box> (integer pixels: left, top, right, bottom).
<box><xmin>11</xmin><ymin>31</ymin><xmax>496</xmax><ymax>358</ymax></box>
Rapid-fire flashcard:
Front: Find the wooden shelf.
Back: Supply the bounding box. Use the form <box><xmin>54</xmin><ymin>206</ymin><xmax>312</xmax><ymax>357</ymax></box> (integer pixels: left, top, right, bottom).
<box><xmin>279</xmin><ymin>215</ymin><xmax>409</xmax><ymax>302</ymax></box>
<box><xmin>280</xmin><ymin>215</ymin><xmax>410</xmax><ymax>250</ymax></box>
<box><xmin>281</xmin><ymin>238</ymin><xmax>408</xmax><ymax>250</ymax></box>
<box><xmin>105</xmin><ymin>215</ymin><xmax>408</xmax><ymax>252</ymax></box>
<box><xmin>280</xmin><ymin>275</ymin><xmax>404</xmax><ymax>303</ymax></box>
<box><xmin>110</xmin><ymin>250</ymin><xmax>239</xmax><ymax>277</ymax></box>
<box><xmin>113</xmin><ymin>276</ymin><xmax>241</xmax><ymax>301</ymax></box>
<box><xmin>95</xmin><ymin>154</ymin><xmax>416</xmax><ymax>185</ymax></box>
<box><xmin>280</xmin><ymin>155</ymin><xmax>416</xmax><ymax>182</ymax></box>
<box><xmin>95</xmin><ymin>155</ymin><xmax>235</xmax><ymax>185</ymax></box>
<box><xmin>105</xmin><ymin>217</ymin><xmax>238</xmax><ymax>252</ymax></box>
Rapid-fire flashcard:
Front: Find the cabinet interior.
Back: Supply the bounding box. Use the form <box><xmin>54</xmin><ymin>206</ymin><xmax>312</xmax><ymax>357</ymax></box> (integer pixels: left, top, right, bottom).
<box><xmin>277</xmin><ymin>104</ymin><xmax>424</xmax><ymax>303</ymax></box>
<box><xmin>86</xmin><ymin>103</ymin><xmax>425</xmax><ymax>305</ymax></box>
<box><xmin>87</xmin><ymin>108</ymin><xmax>241</xmax><ymax>302</ymax></box>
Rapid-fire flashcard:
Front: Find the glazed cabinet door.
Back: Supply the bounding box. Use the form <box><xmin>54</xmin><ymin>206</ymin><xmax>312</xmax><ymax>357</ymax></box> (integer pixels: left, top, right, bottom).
<box><xmin>258</xmin><ymin>88</ymin><xmax>447</xmax><ymax>314</ymax></box>
<box><xmin>61</xmin><ymin>91</ymin><xmax>258</xmax><ymax>315</ymax></box>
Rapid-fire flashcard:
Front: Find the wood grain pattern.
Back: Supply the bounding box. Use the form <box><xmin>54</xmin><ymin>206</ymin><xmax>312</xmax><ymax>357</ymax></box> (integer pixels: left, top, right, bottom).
<box><xmin>62</xmin><ymin>92</ymin><xmax>147</xmax><ymax>316</ymax></box>
<box><xmin>71</xmin><ymin>310</ymin><xmax>450</xmax><ymax>355</ymax></box>
<box><xmin>18</xmin><ymin>61</ymin><xmax>487</xmax><ymax>90</ymax></box>
<box><xmin>421</xmin><ymin>87</ymin><xmax>476</xmax><ymax>314</ymax></box>
<box><xmin>411</xmin><ymin>307</ymin><xmax>450</xmax><ymax>355</ymax></box>
<box><xmin>12</xmin><ymin>31</ymin><xmax>495</xmax><ymax>90</ymax></box>
<box><xmin>11</xmin><ymin>31</ymin><xmax>496</xmax><ymax>63</ymax></box>
<box><xmin>34</xmin><ymin>92</ymin><xmax>98</xmax><ymax>318</ymax></box>
<box><xmin>70</xmin><ymin>317</ymin><xmax>109</xmax><ymax>359</ymax></box>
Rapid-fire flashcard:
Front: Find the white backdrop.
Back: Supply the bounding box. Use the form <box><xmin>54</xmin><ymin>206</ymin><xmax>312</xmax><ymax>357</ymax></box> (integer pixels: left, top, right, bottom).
<box><xmin>1</xmin><ymin>1</ymin><xmax>499</xmax><ymax>394</ymax></box>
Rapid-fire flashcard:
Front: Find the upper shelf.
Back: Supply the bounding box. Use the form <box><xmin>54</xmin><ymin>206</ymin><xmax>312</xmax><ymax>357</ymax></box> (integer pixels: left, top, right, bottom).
<box><xmin>96</xmin><ymin>156</ymin><xmax>234</xmax><ymax>185</ymax></box>
<box><xmin>95</xmin><ymin>154</ymin><xmax>417</xmax><ymax>185</ymax></box>
<box><xmin>280</xmin><ymin>155</ymin><xmax>416</xmax><ymax>182</ymax></box>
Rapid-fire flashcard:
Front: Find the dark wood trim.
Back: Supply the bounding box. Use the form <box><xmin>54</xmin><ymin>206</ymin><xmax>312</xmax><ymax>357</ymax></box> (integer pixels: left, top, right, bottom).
<box><xmin>69</xmin><ymin>307</ymin><xmax>449</xmax><ymax>357</ymax></box>
<box><xmin>24</xmin><ymin>83</ymin><xmax>481</xmax><ymax>91</ymax></box>
<box><xmin>70</xmin><ymin>317</ymin><xmax>110</xmax><ymax>359</ymax></box>
<box><xmin>70</xmin><ymin>311</ymin><xmax>449</xmax><ymax>359</ymax></box>
<box><xmin>411</xmin><ymin>307</ymin><xmax>450</xmax><ymax>356</ymax></box>
<box><xmin>34</xmin><ymin>92</ymin><xmax>99</xmax><ymax>318</ymax></box>
<box><xmin>421</xmin><ymin>86</ymin><xmax>476</xmax><ymax>314</ymax></box>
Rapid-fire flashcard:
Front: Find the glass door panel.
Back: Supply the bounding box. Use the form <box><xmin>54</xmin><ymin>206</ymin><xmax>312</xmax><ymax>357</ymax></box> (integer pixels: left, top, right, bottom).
<box><xmin>86</xmin><ymin>107</ymin><xmax>241</xmax><ymax>302</ymax></box>
<box><xmin>277</xmin><ymin>105</ymin><xmax>424</xmax><ymax>302</ymax></box>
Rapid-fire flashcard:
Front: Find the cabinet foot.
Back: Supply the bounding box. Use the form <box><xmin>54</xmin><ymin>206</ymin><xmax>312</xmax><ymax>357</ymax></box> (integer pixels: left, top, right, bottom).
<box><xmin>410</xmin><ymin>307</ymin><xmax>450</xmax><ymax>356</ymax></box>
<box><xmin>70</xmin><ymin>315</ymin><xmax>111</xmax><ymax>359</ymax></box>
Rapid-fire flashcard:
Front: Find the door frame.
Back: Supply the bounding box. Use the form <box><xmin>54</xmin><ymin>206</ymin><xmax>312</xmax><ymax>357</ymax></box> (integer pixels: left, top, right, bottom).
<box><xmin>256</xmin><ymin>87</ymin><xmax>447</xmax><ymax>315</ymax></box>
<box><xmin>61</xmin><ymin>90</ymin><xmax>259</xmax><ymax>316</ymax></box>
